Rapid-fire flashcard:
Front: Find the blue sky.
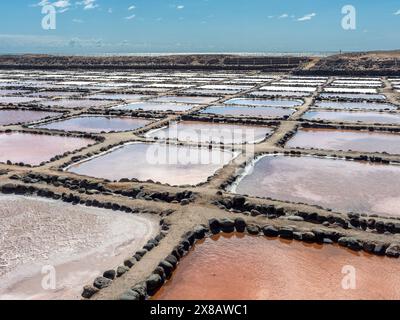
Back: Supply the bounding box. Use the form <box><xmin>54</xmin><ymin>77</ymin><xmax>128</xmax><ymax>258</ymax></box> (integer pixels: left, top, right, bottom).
<box><xmin>0</xmin><ymin>0</ymin><xmax>399</xmax><ymax>54</ymax></box>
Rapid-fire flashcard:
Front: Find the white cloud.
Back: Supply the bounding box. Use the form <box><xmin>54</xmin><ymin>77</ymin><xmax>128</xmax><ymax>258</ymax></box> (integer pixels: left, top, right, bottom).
<box><xmin>177</xmin><ymin>5</ymin><xmax>184</xmax><ymax>10</ymax></box>
<box><xmin>297</xmin><ymin>13</ymin><xmax>316</xmax><ymax>21</ymax></box>
<box><xmin>278</xmin><ymin>13</ymin><xmax>288</xmax><ymax>19</ymax></box>
<box><xmin>128</xmin><ymin>5</ymin><xmax>136</xmax><ymax>11</ymax></box>
<box><xmin>32</xmin><ymin>0</ymin><xmax>71</xmax><ymax>12</ymax></box>
<box><xmin>53</xmin><ymin>0</ymin><xmax>70</xmax><ymax>8</ymax></box>
<box><xmin>76</xmin><ymin>0</ymin><xmax>98</xmax><ymax>10</ymax></box>
<box><xmin>394</xmin><ymin>10</ymin><xmax>400</xmax><ymax>15</ymax></box>
<box><xmin>72</xmin><ymin>18</ymin><xmax>83</xmax><ymax>23</ymax></box>
<box><xmin>125</xmin><ymin>14</ymin><xmax>136</xmax><ymax>20</ymax></box>
<box><xmin>108</xmin><ymin>8</ymin><xmax>113</xmax><ymax>14</ymax></box>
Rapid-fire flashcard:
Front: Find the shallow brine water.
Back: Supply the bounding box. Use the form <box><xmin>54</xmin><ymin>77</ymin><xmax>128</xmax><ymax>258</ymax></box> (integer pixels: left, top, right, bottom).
<box><xmin>40</xmin><ymin>99</ymin><xmax>113</xmax><ymax>109</ymax></box>
<box><xmin>0</xmin><ymin>132</ymin><xmax>94</xmax><ymax>165</ymax></box>
<box><xmin>36</xmin><ymin>116</ymin><xmax>151</xmax><ymax>133</ymax></box>
<box><xmin>286</xmin><ymin>128</ymin><xmax>400</xmax><ymax>154</ymax></box>
<box><xmin>0</xmin><ymin>194</ymin><xmax>158</xmax><ymax>300</ymax></box>
<box><xmin>201</xmin><ymin>105</ymin><xmax>295</xmax><ymax>118</ymax></box>
<box><xmin>231</xmin><ymin>155</ymin><xmax>400</xmax><ymax>216</ymax></box>
<box><xmin>113</xmin><ymin>102</ymin><xmax>195</xmax><ymax>112</ymax></box>
<box><xmin>303</xmin><ymin>110</ymin><xmax>400</xmax><ymax>124</ymax></box>
<box><xmin>0</xmin><ymin>89</ymin><xmax>31</xmax><ymax>96</ymax></box>
<box><xmin>324</xmin><ymin>87</ymin><xmax>377</xmax><ymax>94</ymax></box>
<box><xmin>260</xmin><ymin>86</ymin><xmax>316</xmax><ymax>92</ymax></box>
<box><xmin>67</xmin><ymin>143</ymin><xmax>236</xmax><ymax>185</ymax></box>
<box><xmin>0</xmin><ymin>110</ymin><xmax>62</xmax><ymax>126</ymax></box>
<box><xmin>315</xmin><ymin>101</ymin><xmax>397</xmax><ymax>111</ymax></box>
<box><xmin>199</xmin><ymin>85</ymin><xmax>253</xmax><ymax>91</ymax></box>
<box><xmin>224</xmin><ymin>98</ymin><xmax>303</xmax><ymax>108</ymax></box>
<box><xmin>154</xmin><ymin>233</ymin><xmax>400</xmax><ymax>300</ymax></box>
<box><xmin>183</xmin><ymin>89</ymin><xmax>241</xmax><ymax>95</ymax></box>
<box><xmin>146</xmin><ymin>121</ymin><xmax>272</xmax><ymax>144</ymax></box>
<box><xmin>150</xmin><ymin>96</ymin><xmax>219</xmax><ymax>104</ymax></box>
<box><xmin>248</xmin><ymin>91</ymin><xmax>311</xmax><ymax>98</ymax></box>
<box><xmin>319</xmin><ymin>93</ymin><xmax>386</xmax><ymax>100</ymax></box>
<box><xmin>84</xmin><ymin>93</ymin><xmax>152</xmax><ymax>101</ymax></box>
<box><xmin>27</xmin><ymin>91</ymin><xmax>79</xmax><ymax>98</ymax></box>
<box><xmin>0</xmin><ymin>96</ymin><xmax>43</xmax><ymax>104</ymax></box>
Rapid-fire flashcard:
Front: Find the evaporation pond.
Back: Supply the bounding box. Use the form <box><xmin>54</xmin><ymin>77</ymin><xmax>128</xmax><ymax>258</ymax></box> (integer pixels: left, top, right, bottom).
<box><xmin>113</xmin><ymin>102</ymin><xmax>195</xmax><ymax>112</ymax></box>
<box><xmin>36</xmin><ymin>116</ymin><xmax>151</xmax><ymax>133</ymax></box>
<box><xmin>150</xmin><ymin>96</ymin><xmax>219</xmax><ymax>104</ymax></box>
<box><xmin>0</xmin><ymin>194</ymin><xmax>158</xmax><ymax>300</ymax></box>
<box><xmin>224</xmin><ymin>98</ymin><xmax>302</xmax><ymax>108</ymax></box>
<box><xmin>146</xmin><ymin>121</ymin><xmax>273</xmax><ymax>144</ymax></box>
<box><xmin>315</xmin><ymin>101</ymin><xmax>396</xmax><ymax>111</ymax></box>
<box><xmin>303</xmin><ymin>110</ymin><xmax>400</xmax><ymax>124</ymax></box>
<box><xmin>40</xmin><ymin>99</ymin><xmax>113</xmax><ymax>108</ymax></box>
<box><xmin>231</xmin><ymin>155</ymin><xmax>400</xmax><ymax>216</ymax></box>
<box><xmin>0</xmin><ymin>110</ymin><xmax>61</xmax><ymax>126</ymax></box>
<box><xmin>67</xmin><ymin>143</ymin><xmax>236</xmax><ymax>185</ymax></box>
<box><xmin>286</xmin><ymin>128</ymin><xmax>400</xmax><ymax>154</ymax></box>
<box><xmin>201</xmin><ymin>105</ymin><xmax>295</xmax><ymax>118</ymax></box>
<box><xmin>0</xmin><ymin>132</ymin><xmax>94</xmax><ymax>165</ymax></box>
<box><xmin>154</xmin><ymin>233</ymin><xmax>400</xmax><ymax>300</ymax></box>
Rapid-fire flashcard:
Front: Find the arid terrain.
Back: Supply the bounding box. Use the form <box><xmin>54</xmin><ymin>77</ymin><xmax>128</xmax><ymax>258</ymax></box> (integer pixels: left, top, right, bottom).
<box><xmin>1</xmin><ymin>53</ymin><xmax>400</xmax><ymax>300</ymax></box>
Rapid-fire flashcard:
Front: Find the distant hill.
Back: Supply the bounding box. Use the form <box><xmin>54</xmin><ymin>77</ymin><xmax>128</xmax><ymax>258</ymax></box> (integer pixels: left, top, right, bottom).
<box><xmin>0</xmin><ymin>54</ymin><xmax>311</xmax><ymax>72</ymax></box>
<box><xmin>296</xmin><ymin>50</ymin><xmax>400</xmax><ymax>76</ymax></box>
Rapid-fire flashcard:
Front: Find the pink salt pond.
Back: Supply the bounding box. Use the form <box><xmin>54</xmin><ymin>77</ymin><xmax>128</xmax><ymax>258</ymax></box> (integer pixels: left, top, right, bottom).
<box><xmin>67</xmin><ymin>142</ymin><xmax>236</xmax><ymax>185</ymax></box>
<box><xmin>201</xmin><ymin>105</ymin><xmax>295</xmax><ymax>118</ymax></box>
<box><xmin>40</xmin><ymin>99</ymin><xmax>113</xmax><ymax>109</ymax></box>
<box><xmin>286</xmin><ymin>128</ymin><xmax>400</xmax><ymax>154</ymax></box>
<box><xmin>146</xmin><ymin>121</ymin><xmax>273</xmax><ymax>144</ymax></box>
<box><xmin>154</xmin><ymin>233</ymin><xmax>400</xmax><ymax>300</ymax></box>
<box><xmin>303</xmin><ymin>110</ymin><xmax>400</xmax><ymax>125</ymax></box>
<box><xmin>231</xmin><ymin>155</ymin><xmax>400</xmax><ymax>216</ymax></box>
<box><xmin>0</xmin><ymin>132</ymin><xmax>94</xmax><ymax>165</ymax></box>
<box><xmin>0</xmin><ymin>110</ymin><xmax>62</xmax><ymax>126</ymax></box>
<box><xmin>36</xmin><ymin>116</ymin><xmax>151</xmax><ymax>133</ymax></box>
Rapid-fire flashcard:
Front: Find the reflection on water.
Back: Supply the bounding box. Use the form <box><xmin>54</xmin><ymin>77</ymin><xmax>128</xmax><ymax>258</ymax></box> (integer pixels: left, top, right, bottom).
<box><xmin>0</xmin><ymin>110</ymin><xmax>61</xmax><ymax>126</ymax></box>
<box><xmin>286</xmin><ymin>128</ymin><xmax>400</xmax><ymax>154</ymax></box>
<box><xmin>0</xmin><ymin>96</ymin><xmax>43</xmax><ymax>104</ymax></box>
<box><xmin>150</xmin><ymin>96</ymin><xmax>219</xmax><ymax>104</ymax></box>
<box><xmin>201</xmin><ymin>105</ymin><xmax>295</xmax><ymax>118</ymax></box>
<box><xmin>315</xmin><ymin>101</ymin><xmax>396</xmax><ymax>110</ymax></box>
<box><xmin>146</xmin><ymin>121</ymin><xmax>272</xmax><ymax>144</ymax></box>
<box><xmin>232</xmin><ymin>155</ymin><xmax>400</xmax><ymax>216</ymax></box>
<box><xmin>224</xmin><ymin>98</ymin><xmax>302</xmax><ymax>108</ymax></box>
<box><xmin>40</xmin><ymin>99</ymin><xmax>112</xmax><ymax>109</ymax></box>
<box><xmin>303</xmin><ymin>110</ymin><xmax>400</xmax><ymax>124</ymax></box>
<box><xmin>248</xmin><ymin>91</ymin><xmax>310</xmax><ymax>98</ymax></box>
<box><xmin>84</xmin><ymin>93</ymin><xmax>151</xmax><ymax>101</ymax></box>
<box><xmin>0</xmin><ymin>132</ymin><xmax>94</xmax><ymax>165</ymax></box>
<box><xmin>319</xmin><ymin>93</ymin><xmax>386</xmax><ymax>100</ymax></box>
<box><xmin>154</xmin><ymin>233</ymin><xmax>400</xmax><ymax>300</ymax></box>
<box><xmin>113</xmin><ymin>102</ymin><xmax>195</xmax><ymax>112</ymax></box>
<box><xmin>67</xmin><ymin>143</ymin><xmax>236</xmax><ymax>185</ymax></box>
<box><xmin>36</xmin><ymin>116</ymin><xmax>151</xmax><ymax>133</ymax></box>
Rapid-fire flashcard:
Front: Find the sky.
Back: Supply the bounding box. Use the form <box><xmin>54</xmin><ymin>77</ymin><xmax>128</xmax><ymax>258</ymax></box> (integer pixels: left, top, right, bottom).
<box><xmin>0</xmin><ymin>0</ymin><xmax>399</xmax><ymax>54</ymax></box>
